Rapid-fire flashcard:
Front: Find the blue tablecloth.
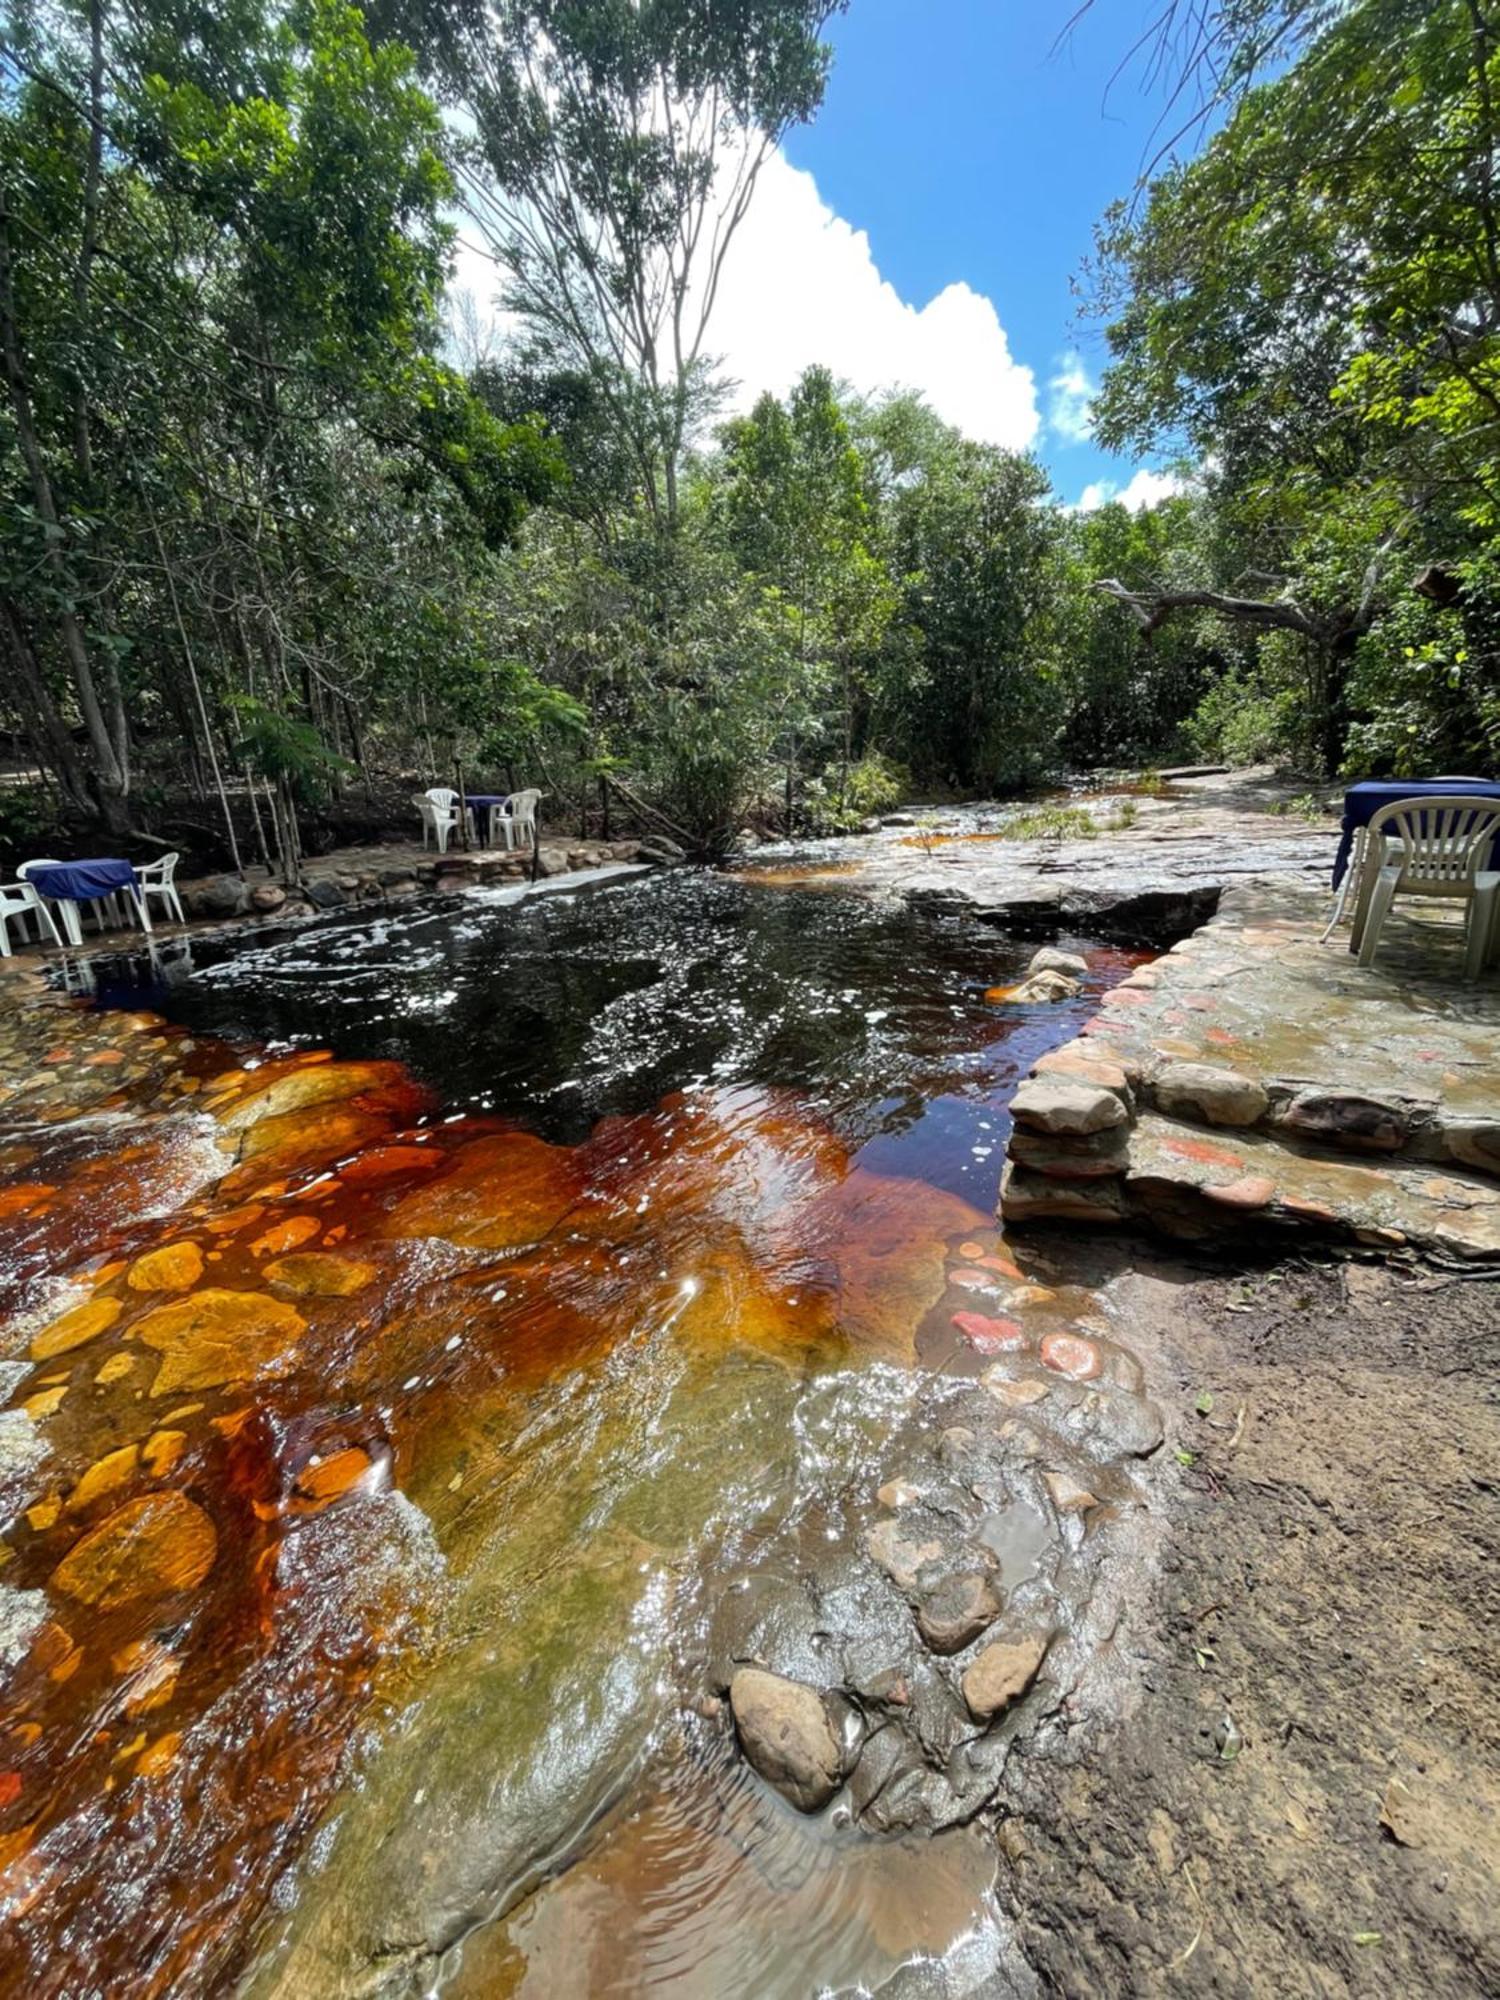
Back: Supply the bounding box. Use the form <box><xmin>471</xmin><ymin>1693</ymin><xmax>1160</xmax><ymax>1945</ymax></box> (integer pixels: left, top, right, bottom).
<box><xmin>26</xmin><ymin>858</ymin><xmax>139</xmax><ymax>903</ymax></box>
<box><xmin>464</xmin><ymin>794</ymin><xmax>511</xmax><ymax>813</ymax></box>
<box><xmin>1333</xmin><ymin>780</ymin><xmax>1500</xmax><ymax>887</ymax></box>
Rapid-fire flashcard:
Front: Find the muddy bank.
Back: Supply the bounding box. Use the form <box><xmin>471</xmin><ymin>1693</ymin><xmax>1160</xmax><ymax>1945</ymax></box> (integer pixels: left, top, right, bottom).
<box><xmin>987</xmin><ymin>1238</ymin><xmax>1499</xmax><ymax>1998</ymax></box>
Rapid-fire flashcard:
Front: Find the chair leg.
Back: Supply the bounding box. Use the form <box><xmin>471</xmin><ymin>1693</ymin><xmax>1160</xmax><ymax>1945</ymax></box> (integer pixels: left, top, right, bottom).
<box><xmin>1318</xmin><ymin>872</ymin><xmax>1352</xmax><ymax>944</ymax></box>
<box><xmin>1465</xmin><ymin>886</ymin><xmax>1497</xmax><ymax>981</ymax></box>
<box><xmin>1357</xmin><ymin>871</ymin><xmax>1399</xmax><ymax>968</ymax></box>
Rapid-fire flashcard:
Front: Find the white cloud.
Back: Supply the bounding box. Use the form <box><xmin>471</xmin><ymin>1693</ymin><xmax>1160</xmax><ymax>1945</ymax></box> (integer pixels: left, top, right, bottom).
<box><xmin>1047</xmin><ymin>350</ymin><xmax>1095</xmax><ymax>444</ymax></box>
<box><xmin>706</xmin><ymin>152</ymin><xmax>1039</xmax><ymax>450</ymax></box>
<box><xmin>447</xmin><ymin>150</ymin><xmax>1041</xmax><ymax>451</ymax></box>
<box><xmin>1075</xmin><ymin>467</ymin><xmax>1188</xmax><ymax>513</ymax></box>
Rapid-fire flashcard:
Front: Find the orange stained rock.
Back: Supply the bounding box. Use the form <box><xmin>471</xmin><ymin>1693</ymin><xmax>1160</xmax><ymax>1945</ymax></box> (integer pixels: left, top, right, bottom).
<box><xmin>134</xmin><ymin>1731</ymin><xmax>182</xmax><ymax>1779</ymax></box>
<box><xmin>339</xmin><ymin>1143</ymin><xmax>441</xmax><ymax>1186</ymax></box>
<box><xmin>114</xmin><ymin>1642</ymin><xmax>182</xmax><ymax>1715</ymax></box>
<box><xmin>294</xmin><ymin>1447</ymin><xmax>374</xmax><ymax>1507</ymax></box>
<box><xmin>66</xmin><ymin>1445</ymin><xmax>140</xmax><ymax>1513</ymax></box>
<box><xmin>247</xmin><ymin>1214</ymin><xmax>321</xmax><ymax>1258</ymax></box>
<box><xmin>90</xmin><ymin>1260</ymin><xmax>127</xmax><ymax>1287</ymax></box>
<box><xmin>25</xmin><ymin>1499</ymin><xmax>61</xmax><ymax>1533</ymax></box>
<box><xmin>0</xmin><ymin>1771</ymin><xmax>20</xmax><ymax>1810</ymax></box>
<box><xmin>22</xmin><ymin>1386</ymin><xmax>68</xmax><ymax>1421</ymax></box>
<box><xmin>134</xmin><ymin>1288</ymin><xmax>307</xmax><ymax>1396</ymax></box>
<box><xmin>214</xmin><ymin>1058</ymin><xmax>412</xmax><ymax>1133</ymax></box>
<box><xmin>952</xmin><ymin>1311</ymin><xmax>1027</xmax><ymax>1354</ymax></box>
<box><xmin>815</xmin><ymin>1168</ymin><xmax>993</xmax><ymax>1359</ymax></box>
<box><xmin>31</xmin><ymin>1296</ymin><xmax>124</xmax><ymax>1362</ymax></box>
<box><xmin>1039</xmin><ymin>1331</ymin><xmax>1102</xmax><ymax>1381</ymax></box>
<box><xmin>203</xmin><ymin>1204</ymin><xmax>267</xmax><ymax>1237</ymax></box>
<box><xmin>322</xmin><ymin>1224</ymin><xmax>348</xmax><ymax>1244</ymax></box>
<box><xmin>263</xmin><ymin>1252</ymin><xmax>376</xmax><ymax>1298</ymax></box>
<box><xmin>141</xmin><ymin>1430</ymin><xmax>187</xmax><ymax>1477</ymax></box>
<box><xmin>84</xmin><ymin>1049</ymin><xmax>125</xmax><ymax>1067</ymax></box>
<box><xmin>381</xmin><ymin>1130</ymin><xmax>586</xmax><ymax>1252</ymax></box>
<box><xmin>233</xmin><ymin>1103</ymin><xmax>396</xmax><ymax>1169</ymax></box>
<box><xmin>51</xmin><ymin>1492</ymin><xmax>217</xmax><ymax>1608</ymax></box>
<box><xmin>1161</xmin><ymin>1135</ymin><xmax>1247</xmax><ymax>1173</ymax></box>
<box><xmin>93</xmin><ymin>1354</ymin><xmax>136</xmax><ymax>1387</ymax></box>
<box><xmin>974</xmin><ymin>1254</ymin><xmax>1025</xmax><ymax>1281</ymax></box>
<box><xmin>0</xmin><ymin>1183</ymin><xmax>57</xmax><ymax>1220</ymax></box>
<box><xmin>957</xmin><ymin>1241</ymin><xmax>987</xmax><ymax>1261</ymax></box>
<box><xmin>126</xmin><ymin>1241</ymin><xmax>204</xmax><ymax>1293</ymax></box>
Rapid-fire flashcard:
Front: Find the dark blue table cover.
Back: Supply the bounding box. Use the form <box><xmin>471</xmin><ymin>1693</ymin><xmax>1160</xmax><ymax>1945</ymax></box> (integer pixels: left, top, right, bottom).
<box><xmin>1332</xmin><ymin>780</ymin><xmax>1500</xmax><ymax>887</ymax></box>
<box><xmin>26</xmin><ymin>858</ymin><xmax>139</xmax><ymax>902</ymax></box>
<box><xmin>464</xmin><ymin>794</ymin><xmax>511</xmax><ymax>811</ymax></box>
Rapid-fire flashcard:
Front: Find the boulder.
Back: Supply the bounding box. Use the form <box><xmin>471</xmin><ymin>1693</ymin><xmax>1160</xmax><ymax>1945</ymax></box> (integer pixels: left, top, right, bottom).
<box><xmin>305</xmin><ymin>878</ymin><xmax>345</xmax><ymax>911</ymax></box>
<box><xmin>1153</xmin><ymin>1062</ymin><xmax>1269</xmax><ymax>1129</ymax></box>
<box><xmin>728</xmin><ymin>1667</ymin><xmax>843</xmax><ymax>1812</ymax></box>
<box><xmin>1010</xmin><ymin>1075</ymin><xmax>1128</xmax><ymax>1137</ymax></box>
<box><xmin>378</xmin><ymin>868</ymin><xmax>417</xmax><ymax>889</ymax></box>
<box><xmin>1442</xmin><ymin>1118</ymin><xmax>1500</xmax><ymax>1175</ymax></box>
<box><xmin>637</xmin><ymin>835</ymin><xmax>686</xmax><ymax>861</ymax></box>
<box><xmin>532</xmin><ymin>849</ymin><xmax>569</xmax><ymax>878</ymax></box>
<box><xmin>1027</xmin><ymin>947</ymin><xmax>1089</xmax><ymax>978</ymax></box>
<box><xmin>249</xmin><ymin>885</ymin><xmax>286</xmax><ymax>915</ymax></box>
<box><xmin>960</xmin><ymin>1635</ymin><xmax>1049</xmax><ymax>1722</ymax></box>
<box><xmin>187</xmin><ymin>875</ymin><xmax>247</xmax><ymax>919</ymax></box>
<box><xmin>1008</xmin><ymin>1129</ymin><xmax>1129</xmax><ymax>1181</ymax></box>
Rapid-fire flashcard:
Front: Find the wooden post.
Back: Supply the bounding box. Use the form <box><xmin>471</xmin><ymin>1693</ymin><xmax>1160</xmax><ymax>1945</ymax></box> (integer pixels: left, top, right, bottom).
<box><xmin>453</xmin><ymin>749</ymin><xmax>471</xmax><ymax>849</ymax></box>
<box><xmin>600</xmin><ymin>773</ymin><xmax>611</xmax><ymax>841</ymax></box>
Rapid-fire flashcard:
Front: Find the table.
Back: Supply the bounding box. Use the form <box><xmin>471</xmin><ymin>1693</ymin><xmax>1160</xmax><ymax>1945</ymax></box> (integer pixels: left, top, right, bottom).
<box><xmin>463</xmin><ymin>794</ymin><xmax>513</xmax><ymax>847</ymax></box>
<box><xmin>1332</xmin><ymin>780</ymin><xmax>1500</xmax><ymax>887</ymax></box>
<box><xmin>23</xmin><ymin>858</ymin><xmax>149</xmax><ymax>945</ymax></box>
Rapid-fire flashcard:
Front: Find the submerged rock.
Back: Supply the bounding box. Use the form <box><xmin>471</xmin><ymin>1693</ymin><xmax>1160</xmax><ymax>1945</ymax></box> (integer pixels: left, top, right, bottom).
<box><xmin>1028</xmin><ymin>947</ymin><xmax>1089</xmax><ymax>978</ymax></box>
<box><xmin>729</xmin><ymin>1667</ymin><xmax>844</xmax><ymax>1812</ymax></box>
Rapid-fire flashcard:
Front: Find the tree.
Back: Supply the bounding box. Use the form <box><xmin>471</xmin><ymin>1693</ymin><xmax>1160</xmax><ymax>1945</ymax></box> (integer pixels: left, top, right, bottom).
<box><xmin>398</xmin><ymin>0</ymin><xmax>845</xmax><ymax>522</ymax></box>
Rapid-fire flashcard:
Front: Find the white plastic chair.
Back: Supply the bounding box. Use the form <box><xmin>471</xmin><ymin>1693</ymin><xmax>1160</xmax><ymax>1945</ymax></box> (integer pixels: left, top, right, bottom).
<box><xmin>0</xmin><ymin>879</ymin><xmax>64</xmax><ymax>954</ymax></box>
<box><xmin>504</xmin><ymin>788</ymin><xmax>543</xmax><ymax>854</ymax></box>
<box><xmin>1350</xmin><ymin>797</ymin><xmax>1500</xmax><ymax>980</ymax></box>
<box><xmin>136</xmin><ymin>851</ymin><xmax>186</xmax><ymax>925</ymax></box>
<box><xmin>413</xmin><ymin>791</ymin><xmax>459</xmax><ymax>855</ymax></box>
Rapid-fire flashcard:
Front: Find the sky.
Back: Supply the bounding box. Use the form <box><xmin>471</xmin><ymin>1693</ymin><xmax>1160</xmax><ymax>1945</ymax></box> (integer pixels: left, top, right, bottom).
<box><xmin>451</xmin><ymin>2</ymin><xmax>1195</xmax><ymax>512</ymax></box>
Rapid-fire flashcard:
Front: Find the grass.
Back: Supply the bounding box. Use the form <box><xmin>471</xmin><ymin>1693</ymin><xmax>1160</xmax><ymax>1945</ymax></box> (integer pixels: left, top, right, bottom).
<box><xmin>1000</xmin><ymin>803</ymin><xmax>1098</xmax><ymax>842</ymax></box>
<box><xmin>1268</xmin><ymin>791</ymin><xmax>1332</xmax><ymax>823</ymax></box>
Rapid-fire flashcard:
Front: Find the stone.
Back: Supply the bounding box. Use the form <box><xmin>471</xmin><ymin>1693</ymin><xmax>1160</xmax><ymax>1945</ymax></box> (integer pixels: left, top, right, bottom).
<box><xmin>189</xmin><ymin>875</ymin><xmax>248</xmax><ymax>918</ymax></box>
<box><xmin>876</xmin><ymin>1479</ymin><xmax>922</xmax><ymax>1510</ymax></box>
<box><xmin>305</xmin><ymin>878</ymin><xmax>346</xmax><ymax>910</ymax></box>
<box><xmin>127</xmin><ymin>1240</ymin><xmax>204</xmax><ymax>1293</ymax></box>
<box><xmin>637</xmin><ymin>835</ymin><xmax>686</xmax><ymax>860</ymax></box>
<box><xmin>951</xmin><ymin>1311</ymin><xmax>1027</xmax><ymax>1354</ymax></box>
<box><xmin>1031</xmin><ymin>1049</ymin><xmax>1136</xmax><ymax>1104</ymax></box>
<box><xmin>1275</xmin><ymin>1090</ymin><xmax>1408</xmax><ymax>1153</ymax></box>
<box><xmin>1008</xmin><ymin>1130</ymin><xmax>1128</xmax><ymax>1181</ymax></box>
<box><xmin>66</xmin><ymin>1443</ymin><xmax>139</xmax><ymax>1513</ymax></box>
<box><xmin>865</xmin><ymin>1517</ymin><xmax>946</xmax><ymax>1592</ymax></box>
<box><xmin>985</xmin><ymin>970</ymin><xmax>1080</xmax><ymax>1004</ymax></box>
<box><xmin>378</xmin><ymin>867</ymin><xmax>418</xmax><ymax>889</ymax></box>
<box><xmin>1202</xmin><ymin>1174</ymin><xmax>1277</xmax><ymax>1211</ymax></box>
<box><xmin>961</xmin><ymin>1635</ymin><xmax>1049</xmax><ymax>1722</ymax></box>
<box><xmin>250</xmin><ymin>885</ymin><xmax>286</xmax><ymax>914</ymax></box>
<box><xmin>1000</xmin><ymin>1163</ymin><xmax>1125</xmax><ymax>1225</ymax></box>
<box><xmin>1039</xmin><ymin>1332</ymin><xmax>1102</xmax><ymax>1381</ymax></box>
<box><xmin>31</xmin><ymin>1295</ymin><xmax>123</xmax><ymax>1361</ymax></box>
<box><xmin>1044</xmin><ymin>1471</ymin><xmax>1099</xmax><ymax>1515</ymax></box>
<box><xmin>50</xmin><ymin>1492</ymin><xmax>217</xmax><ymax>1608</ymax></box>
<box><xmin>915</xmin><ymin>1571</ymin><xmax>1003</xmax><ymax>1655</ymax></box>
<box><xmin>1027</xmin><ymin>947</ymin><xmax>1089</xmax><ymax>978</ymax></box>
<box><xmin>1010</xmin><ymin>1076</ymin><xmax>1128</xmax><ymax>1137</ymax></box>
<box><xmin>728</xmin><ymin>1667</ymin><xmax>843</xmax><ymax>1812</ymax></box>
<box><xmin>135</xmin><ymin>1288</ymin><xmax>306</xmax><ymax>1395</ymax></box>
<box><xmin>1153</xmin><ymin>1062</ymin><xmax>1269</xmax><ymax>1128</ymax></box>
<box><xmin>263</xmin><ymin>1251</ymin><xmax>376</xmax><ymax>1297</ymax></box>
<box><xmin>1439</xmin><ymin>1119</ymin><xmax>1500</xmax><ymax>1175</ymax></box>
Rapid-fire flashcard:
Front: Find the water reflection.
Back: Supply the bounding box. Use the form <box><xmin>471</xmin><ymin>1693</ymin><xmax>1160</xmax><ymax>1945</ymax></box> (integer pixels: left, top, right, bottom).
<box><xmin>0</xmin><ymin>869</ymin><xmax>1143</xmax><ymax>1998</ymax></box>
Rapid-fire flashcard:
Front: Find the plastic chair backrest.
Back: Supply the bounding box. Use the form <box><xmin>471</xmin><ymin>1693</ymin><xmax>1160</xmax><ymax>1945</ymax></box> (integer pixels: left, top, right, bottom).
<box><xmin>16</xmin><ymin>858</ymin><xmax>62</xmax><ymax>878</ymax></box>
<box><xmin>1368</xmin><ymin>797</ymin><xmax>1500</xmax><ymax>885</ymax></box>
<box><xmin>508</xmin><ymin>787</ymin><xmax>542</xmax><ymax>824</ymax></box>
<box><xmin>425</xmin><ymin>787</ymin><xmax>459</xmax><ymax>810</ymax></box>
<box><xmin>139</xmin><ymin>851</ymin><xmax>179</xmax><ymax>887</ymax></box>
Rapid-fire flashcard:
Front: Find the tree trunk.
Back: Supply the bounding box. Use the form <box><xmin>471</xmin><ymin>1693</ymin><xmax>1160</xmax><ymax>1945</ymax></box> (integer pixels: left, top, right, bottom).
<box><xmin>0</xmin><ymin>598</ymin><xmax>91</xmax><ymax>811</ymax></box>
<box><xmin>0</xmin><ymin>187</ymin><xmax>128</xmax><ymax>829</ymax></box>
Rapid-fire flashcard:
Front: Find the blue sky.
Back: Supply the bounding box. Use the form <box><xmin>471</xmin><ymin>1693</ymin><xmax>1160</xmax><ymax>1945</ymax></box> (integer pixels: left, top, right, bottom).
<box><xmin>786</xmin><ymin>0</ymin><xmax>1168</xmax><ymax>502</ymax></box>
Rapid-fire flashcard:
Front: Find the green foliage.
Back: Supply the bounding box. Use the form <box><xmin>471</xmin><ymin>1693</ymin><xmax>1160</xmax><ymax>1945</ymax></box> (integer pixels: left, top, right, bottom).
<box><xmin>800</xmin><ymin>751</ymin><xmax>909</xmax><ymax>834</ymax></box>
<box><xmin>1000</xmin><ymin>804</ymin><xmax>1097</xmax><ymax>842</ymax></box>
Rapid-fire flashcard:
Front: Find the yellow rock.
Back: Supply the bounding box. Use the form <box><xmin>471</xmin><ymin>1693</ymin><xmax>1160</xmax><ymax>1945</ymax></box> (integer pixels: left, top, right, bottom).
<box><xmin>134</xmin><ymin>1288</ymin><xmax>306</xmax><ymax>1396</ymax></box>
<box><xmin>94</xmin><ymin>1353</ymin><xmax>136</xmax><ymax>1386</ymax></box>
<box><xmin>214</xmin><ymin>1059</ymin><xmax>395</xmax><ymax>1131</ymax></box>
<box><xmin>263</xmin><ymin>1252</ymin><xmax>376</xmax><ymax>1298</ymax></box>
<box><xmin>134</xmin><ymin>1731</ymin><xmax>182</xmax><ymax>1779</ymax></box>
<box><xmin>127</xmin><ymin>1241</ymin><xmax>204</xmax><ymax>1293</ymax></box>
<box><xmin>248</xmin><ymin>1214</ymin><xmax>321</xmax><ymax>1258</ymax></box>
<box><xmin>31</xmin><ymin>1296</ymin><xmax>124</xmax><ymax>1361</ymax></box>
<box><xmin>26</xmin><ymin>1498</ymin><xmax>61</xmax><ymax>1532</ymax></box>
<box><xmin>141</xmin><ymin>1430</ymin><xmax>187</xmax><ymax>1477</ymax></box>
<box><xmin>67</xmin><ymin>1444</ymin><xmax>140</xmax><ymax>1513</ymax></box>
<box><xmin>22</xmin><ymin>1386</ymin><xmax>68</xmax><ymax>1421</ymax></box>
<box><xmin>51</xmin><ymin>1492</ymin><xmax>217</xmax><ymax>1607</ymax></box>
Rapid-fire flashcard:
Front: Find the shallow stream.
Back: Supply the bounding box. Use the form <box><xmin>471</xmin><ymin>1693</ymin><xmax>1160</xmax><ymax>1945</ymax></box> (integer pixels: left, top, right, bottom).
<box><xmin>0</xmin><ymin>862</ymin><xmax>1144</xmax><ymax>1997</ymax></box>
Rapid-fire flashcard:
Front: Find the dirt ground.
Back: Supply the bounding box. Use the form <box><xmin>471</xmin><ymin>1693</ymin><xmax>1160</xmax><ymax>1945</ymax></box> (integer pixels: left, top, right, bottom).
<box><xmin>991</xmin><ymin>1233</ymin><xmax>1500</xmax><ymax>1997</ymax></box>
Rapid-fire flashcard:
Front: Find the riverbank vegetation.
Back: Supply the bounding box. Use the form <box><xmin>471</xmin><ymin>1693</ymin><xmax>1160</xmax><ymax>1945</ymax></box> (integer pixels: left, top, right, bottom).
<box><xmin>2</xmin><ymin>0</ymin><xmax>1495</xmax><ymax>867</ymax></box>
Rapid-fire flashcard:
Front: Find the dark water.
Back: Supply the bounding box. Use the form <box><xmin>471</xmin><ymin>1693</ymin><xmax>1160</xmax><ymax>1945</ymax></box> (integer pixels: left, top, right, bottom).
<box><xmin>88</xmin><ymin>868</ymin><xmax>1138</xmax><ymax>1207</ymax></box>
